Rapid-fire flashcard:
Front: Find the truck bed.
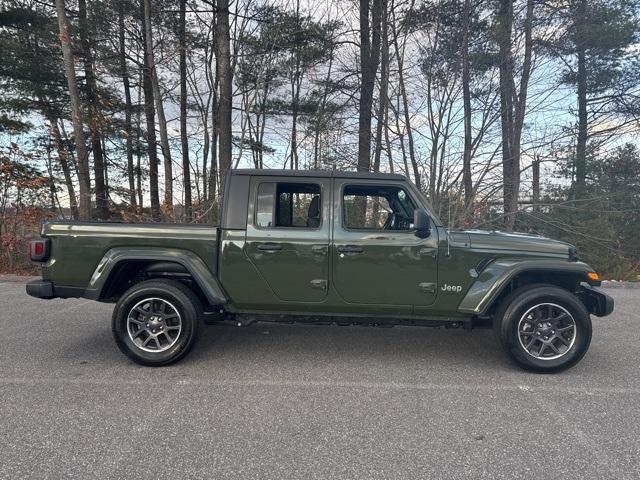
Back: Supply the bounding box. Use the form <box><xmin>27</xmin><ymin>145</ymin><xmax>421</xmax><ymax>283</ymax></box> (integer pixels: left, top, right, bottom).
<box><xmin>41</xmin><ymin>221</ymin><xmax>219</xmax><ymax>289</ymax></box>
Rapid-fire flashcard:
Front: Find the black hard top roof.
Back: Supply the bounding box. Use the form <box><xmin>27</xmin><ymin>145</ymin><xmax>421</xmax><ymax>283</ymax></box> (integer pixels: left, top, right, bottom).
<box><xmin>231</xmin><ymin>168</ymin><xmax>407</xmax><ymax>181</ymax></box>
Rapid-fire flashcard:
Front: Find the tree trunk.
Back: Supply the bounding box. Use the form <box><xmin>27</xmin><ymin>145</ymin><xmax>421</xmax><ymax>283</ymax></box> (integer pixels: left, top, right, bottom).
<box><xmin>497</xmin><ymin>0</ymin><xmax>516</xmax><ymax>230</ymax></box>
<box><xmin>142</xmin><ymin>1</ymin><xmax>161</xmax><ymax>220</ymax></box>
<box><xmin>357</xmin><ymin>0</ymin><xmax>383</xmax><ymax>172</ymax></box>
<box><xmin>118</xmin><ymin>1</ymin><xmax>136</xmax><ymax>211</ymax></box>
<box><xmin>373</xmin><ymin>0</ymin><xmax>389</xmax><ymax>173</ymax></box>
<box><xmin>209</xmin><ymin>82</ymin><xmax>219</xmax><ymax>205</ymax></box>
<box><xmin>55</xmin><ymin>0</ymin><xmax>91</xmax><ymax>220</ymax></box>
<box><xmin>393</xmin><ymin>15</ymin><xmax>420</xmax><ymax>190</ymax></box>
<box><xmin>574</xmin><ymin>0</ymin><xmax>588</xmax><ymax>198</ymax></box>
<box><xmin>216</xmin><ymin>0</ymin><xmax>232</xmax><ymax>197</ymax></box>
<box><xmin>136</xmin><ymin>63</ymin><xmax>144</xmax><ymax>211</ymax></box>
<box><xmin>179</xmin><ymin>0</ymin><xmax>192</xmax><ymax>221</ymax></box>
<box><xmin>78</xmin><ymin>0</ymin><xmax>108</xmax><ymax>219</ymax></box>
<box><xmin>142</xmin><ymin>0</ymin><xmax>173</xmax><ymax>212</ymax></box>
<box><xmin>461</xmin><ymin>0</ymin><xmax>473</xmax><ymax>220</ymax></box>
<box><xmin>289</xmin><ymin>65</ymin><xmax>300</xmax><ymax>170</ymax></box>
<box><xmin>49</xmin><ymin>116</ymin><xmax>79</xmax><ymax>219</ymax></box>
<box><xmin>532</xmin><ymin>155</ymin><xmax>540</xmax><ymax>213</ymax></box>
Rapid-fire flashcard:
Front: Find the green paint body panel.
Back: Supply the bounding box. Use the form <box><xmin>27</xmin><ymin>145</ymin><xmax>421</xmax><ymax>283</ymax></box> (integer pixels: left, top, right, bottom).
<box><xmin>88</xmin><ymin>246</ymin><xmax>227</xmax><ymax>305</ymax></box>
<box><xmin>35</xmin><ymin>169</ymin><xmax>607</xmax><ymax>321</ymax></box>
<box><xmin>457</xmin><ymin>258</ymin><xmax>595</xmax><ymax>315</ymax></box>
<box><xmin>40</xmin><ymin>222</ymin><xmax>220</xmax><ymax>300</ymax></box>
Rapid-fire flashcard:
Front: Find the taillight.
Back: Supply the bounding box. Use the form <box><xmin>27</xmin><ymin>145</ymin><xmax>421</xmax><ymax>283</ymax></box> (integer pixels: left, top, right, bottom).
<box><xmin>30</xmin><ymin>239</ymin><xmax>51</xmax><ymax>262</ymax></box>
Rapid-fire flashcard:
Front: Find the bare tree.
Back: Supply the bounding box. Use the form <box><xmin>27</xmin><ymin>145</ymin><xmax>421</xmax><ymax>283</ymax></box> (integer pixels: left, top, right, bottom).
<box><xmin>55</xmin><ymin>0</ymin><xmax>91</xmax><ymax>219</ymax></box>
<box><xmin>497</xmin><ymin>0</ymin><xmax>534</xmax><ymax>230</ymax></box>
<box><xmin>216</xmin><ymin>0</ymin><xmax>233</xmax><ymax>195</ymax></box>
<box><xmin>118</xmin><ymin>0</ymin><xmax>136</xmax><ymax>211</ymax></box>
<box><xmin>78</xmin><ymin>0</ymin><xmax>108</xmax><ymax>219</ymax></box>
<box><xmin>461</xmin><ymin>0</ymin><xmax>473</xmax><ymax>218</ymax></box>
<box><xmin>179</xmin><ymin>0</ymin><xmax>192</xmax><ymax>220</ymax></box>
<box><xmin>142</xmin><ymin>0</ymin><xmax>161</xmax><ymax>220</ymax></box>
<box><xmin>357</xmin><ymin>0</ymin><xmax>383</xmax><ymax>172</ymax></box>
<box><xmin>142</xmin><ymin>0</ymin><xmax>173</xmax><ymax>212</ymax></box>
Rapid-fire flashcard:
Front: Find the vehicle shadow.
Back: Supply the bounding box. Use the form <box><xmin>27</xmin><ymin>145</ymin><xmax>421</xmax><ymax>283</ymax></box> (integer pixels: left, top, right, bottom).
<box><xmin>185</xmin><ymin>321</ymin><xmax>515</xmax><ymax>373</ymax></box>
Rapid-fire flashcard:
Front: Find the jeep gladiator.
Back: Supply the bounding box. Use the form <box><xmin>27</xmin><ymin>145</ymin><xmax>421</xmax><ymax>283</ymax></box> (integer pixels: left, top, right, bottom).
<box><xmin>26</xmin><ymin>169</ymin><xmax>614</xmax><ymax>371</ymax></box>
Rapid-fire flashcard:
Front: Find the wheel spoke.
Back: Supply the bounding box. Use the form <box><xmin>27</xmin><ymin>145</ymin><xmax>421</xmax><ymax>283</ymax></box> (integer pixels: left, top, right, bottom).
<box><xmin>549</xmin><ymin>342</ymin><xmax>560</xmax><ymax>354</ymax></box>
<box><xmin>132</xmin><ymin>328</ymin><xmax>146</xmax><ymax>339</ymax></box>
<box><xmin>553</xmin><ymin>312</ymin><xmax>569</xmax><ymax>323</ymax></box>
<box><xmin>556</xmin><ymin>334</ymin><xmax>571</xmax><ymax>346</ymax></box>
<box><xmin>537</xmin><ymin>343</ymin><xmax>546</xmax><ymax>357</ymax></box>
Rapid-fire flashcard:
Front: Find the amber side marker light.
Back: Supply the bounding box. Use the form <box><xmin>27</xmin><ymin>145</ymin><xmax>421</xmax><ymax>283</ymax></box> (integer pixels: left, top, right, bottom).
<box><xmin>587</xmin><ymin>272</ymin><xmax>600</xmax><ymax>282</ymax></box>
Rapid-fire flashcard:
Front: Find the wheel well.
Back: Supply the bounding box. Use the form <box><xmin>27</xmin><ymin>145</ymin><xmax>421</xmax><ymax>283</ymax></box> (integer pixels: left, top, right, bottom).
<box><xmin>100</xmin><ymin>260</ymin><xmax>210</xmax><ymax>308</ymax></box>
<box><xmin>485</xmin><ymin>270</ymin><xmax>583</xmax><ymax>317</ymax></box>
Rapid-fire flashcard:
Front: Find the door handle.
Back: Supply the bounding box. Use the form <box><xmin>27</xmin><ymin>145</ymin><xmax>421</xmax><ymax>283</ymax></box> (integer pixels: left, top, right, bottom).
<box><xmin>257</xmin><ymin>242</ymin><xmax>282</xmax><ymax>252</ymax></box>
<box><xmin>337</xmin><ymin>245</ymin><xmax>364</xmax><ymax>255</ymax></box>
<box><xmin>419</xmin><ymin>247</ymin><xmax>437</xmax><ymax>258</ymax></box>
<box><xmin>312</xmin><ymin>245</ymin><xmax>328</xmax><ymax>256</ymax></box>
<box><xmin>310</xmin><ymin>279</ymin><xmax>327</xmax><ymax>290</ymax></box>
<box><xmin>419</xmin><ymin>282</ymin><xmax>436</xmax><ymax>293</ymax></box>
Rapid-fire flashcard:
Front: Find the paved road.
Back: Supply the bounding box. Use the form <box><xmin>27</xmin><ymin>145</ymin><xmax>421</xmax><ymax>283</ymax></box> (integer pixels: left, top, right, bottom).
<box><xmin>0</xmin><ymin>281</ymin><xmax>639</xmax><ymax>479</ymax></box>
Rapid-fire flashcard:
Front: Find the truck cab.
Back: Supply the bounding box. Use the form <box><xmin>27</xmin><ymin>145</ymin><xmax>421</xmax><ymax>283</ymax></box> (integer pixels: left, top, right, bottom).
<box><xmin>219</xmin><ymin>169</ymin><xmax>440</xmax><ymax>318</ymax></box>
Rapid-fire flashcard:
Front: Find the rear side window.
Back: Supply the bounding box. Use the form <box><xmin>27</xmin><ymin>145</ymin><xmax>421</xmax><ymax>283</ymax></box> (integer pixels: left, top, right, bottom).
<box><xmin>256</xmin><ymin>182</ymin><xmax>321</xmax><ymax>229</ymax></box>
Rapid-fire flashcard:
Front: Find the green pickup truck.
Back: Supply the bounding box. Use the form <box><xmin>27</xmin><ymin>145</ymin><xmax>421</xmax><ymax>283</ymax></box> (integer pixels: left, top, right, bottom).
<box><xmin>27</xmin><ymin>169</ymin><xmax>613</xmax><ymax>372</ymax></box>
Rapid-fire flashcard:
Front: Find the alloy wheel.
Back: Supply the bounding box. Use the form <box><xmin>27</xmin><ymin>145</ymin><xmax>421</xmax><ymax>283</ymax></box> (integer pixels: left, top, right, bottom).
<box><xmin>517</xmin><ymin>303</ymin><xmax>577</xmax><ymax>360</ymax></box>
<box><xmin>127</xmin><ymin>297</ymin><xmax>182</xmax><ymax>353</ymax></box>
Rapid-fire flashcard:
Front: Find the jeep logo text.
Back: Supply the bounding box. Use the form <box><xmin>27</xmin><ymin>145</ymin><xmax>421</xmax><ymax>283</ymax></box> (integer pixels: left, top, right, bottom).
<box><xmin>440</xmin><ymin>283</ymin><xmax>463</xmax><ymax>293</ymax></box>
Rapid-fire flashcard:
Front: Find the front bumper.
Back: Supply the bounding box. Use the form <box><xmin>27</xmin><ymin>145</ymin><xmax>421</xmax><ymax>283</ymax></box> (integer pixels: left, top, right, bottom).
<box><xmin>580</xmin><ymin>283</ymin><xmax>614</xmax><ymax>317</ymax></box>
<box><xmin>26</xmin><ymin>279</ymin><xmax>54</xmax><ymax>299</ymax></box>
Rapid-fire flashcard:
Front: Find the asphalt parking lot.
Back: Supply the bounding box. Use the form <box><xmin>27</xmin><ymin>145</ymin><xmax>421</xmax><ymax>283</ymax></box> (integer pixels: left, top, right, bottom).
<box><xmin>0</xmin><ymin>280</ymin><xmax>639</xmax><ymax>479</ymax></box>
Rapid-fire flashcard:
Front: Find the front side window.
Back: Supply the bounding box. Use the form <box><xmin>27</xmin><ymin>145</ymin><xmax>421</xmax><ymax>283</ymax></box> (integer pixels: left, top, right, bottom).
<box><xmin>256</xmin><ymin>182</ymin><xmax>321</xmax><ymax>229</ymax></box>
<box><xmin>343</xmin><ymin>184</ymin><xmax>416</xmax><ymax>231</ymax></box>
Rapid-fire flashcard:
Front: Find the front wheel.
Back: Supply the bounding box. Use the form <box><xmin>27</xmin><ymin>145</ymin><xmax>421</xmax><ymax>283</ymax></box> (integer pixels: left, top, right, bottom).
<box><xmin>493</xmin><ymin>284</ymin><xmax>592</xmax><ymax>373</ymax></box>
<box><xmin>112</xmin><ymin>280</ymin><xmax>201</xmax><ymax>366</ymax></box>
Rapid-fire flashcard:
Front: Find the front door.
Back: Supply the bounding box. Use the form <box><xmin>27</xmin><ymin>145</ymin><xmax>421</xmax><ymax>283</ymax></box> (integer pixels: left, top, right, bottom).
<box><xmin>245</xmin><ymin>176</ymin><xmax>331</xmax><ymax>303</ymax></box>
<box><xmin>331</xmin><ymin>179</ymin><xmax>438</xmax><ymax>310</ymax></box>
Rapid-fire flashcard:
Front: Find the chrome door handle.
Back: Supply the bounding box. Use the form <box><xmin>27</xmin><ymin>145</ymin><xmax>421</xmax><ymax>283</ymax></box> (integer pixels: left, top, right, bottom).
<box><xmin>257</xmin><ymin>242</ymin><xmax>282</xmax><ymax>252</ymax></box>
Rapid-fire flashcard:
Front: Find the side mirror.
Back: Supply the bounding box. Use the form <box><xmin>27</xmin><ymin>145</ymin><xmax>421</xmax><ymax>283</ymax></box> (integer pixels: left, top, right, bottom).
<box><xmin>413</xmin><ymin>209</ymin><xmax>431</xmax><ymax>238</ymax></box>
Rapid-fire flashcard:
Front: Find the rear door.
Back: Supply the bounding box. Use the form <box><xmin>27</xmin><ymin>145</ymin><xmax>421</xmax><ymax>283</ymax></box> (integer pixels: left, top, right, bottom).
<box><xmin>244</xmin><ymin>176</ymin><xmax>331</xmax><ymax>303</ymax></box>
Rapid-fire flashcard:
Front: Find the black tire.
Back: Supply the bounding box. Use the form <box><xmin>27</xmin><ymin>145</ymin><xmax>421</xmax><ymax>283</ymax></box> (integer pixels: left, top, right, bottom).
<box><xmin>112</xmin><ymin>279</ymin><xmax>202</xmax><ymax>366</ymax></box>
<box><xmin>493</xmin><ymin>284</ymin><xmax>592</xmax><ymax>373</ymax></box>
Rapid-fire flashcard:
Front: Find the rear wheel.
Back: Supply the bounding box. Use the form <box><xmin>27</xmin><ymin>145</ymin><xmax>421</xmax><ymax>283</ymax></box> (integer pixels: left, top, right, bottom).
<box><xmin>493</xmin><ymin>284</ymin><xmax>592</xmax><ymax>373</ymax></box>
<box><xmin>112</xmin><ymin>280</ymin><xmax>201</xmax><ymax>366</ymax></box>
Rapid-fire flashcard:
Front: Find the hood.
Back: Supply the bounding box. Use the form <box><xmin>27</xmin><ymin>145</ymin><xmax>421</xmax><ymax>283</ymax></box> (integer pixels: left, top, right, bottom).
<box><xmin>448</xmin><ymin>229</ymin><xmax>574</xmax><ymax>257</ymax></box>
